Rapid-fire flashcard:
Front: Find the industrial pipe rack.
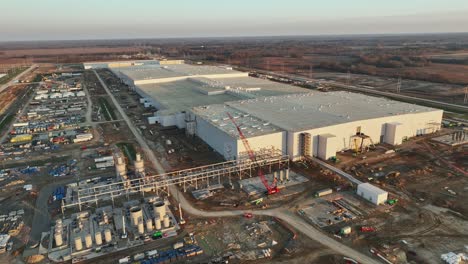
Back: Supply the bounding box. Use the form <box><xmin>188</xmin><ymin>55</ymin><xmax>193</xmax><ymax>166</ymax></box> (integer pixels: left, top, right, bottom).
<box><xmin>62</xmin><ymin>149</ymin><xmax>289</xmax><ymax>212</ymax></box>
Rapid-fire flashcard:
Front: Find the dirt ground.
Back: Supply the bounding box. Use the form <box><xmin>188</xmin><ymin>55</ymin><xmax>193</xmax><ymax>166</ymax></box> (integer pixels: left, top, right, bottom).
<box><xmin>316</xmin><ymin>130</ymin><xmax>468</xmax><ymax>263</ymax></box>
<box><xmin>182</xmin><ymin>215</ymin><xmax>342</xmax><ymax>264</ymax></box>
<box><xmin>0</xmin><ymin>46</ymin><xmax>144</xmax><ymax>65</ymax></box>
<box><xmin>309</xmin><ymin>70</ymin><xmax>467</xmax><ymax>105</ymax></box>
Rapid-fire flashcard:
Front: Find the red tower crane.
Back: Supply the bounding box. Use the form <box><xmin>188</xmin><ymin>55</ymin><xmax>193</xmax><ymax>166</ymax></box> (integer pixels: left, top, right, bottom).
<box><xmin>226</xmin><ymin>112</ymin><xmax>279</xmax><ymax>195</ymax></box>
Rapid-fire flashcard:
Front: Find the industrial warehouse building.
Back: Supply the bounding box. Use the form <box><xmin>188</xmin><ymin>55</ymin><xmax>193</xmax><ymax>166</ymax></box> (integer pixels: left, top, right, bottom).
<box><xmin>87</xmin><ymin>61</ymin><xmax>443</xmax><ymax>161</ymax></box>
<box><xmin>190</xmin><ymin>92</ymin><xmax>442</xmax><ymax>161</ymax></box>
<box><xmin>109</xmin><ymin>62</ymin><xmax>307</xmax><ymax>128</ymax></box>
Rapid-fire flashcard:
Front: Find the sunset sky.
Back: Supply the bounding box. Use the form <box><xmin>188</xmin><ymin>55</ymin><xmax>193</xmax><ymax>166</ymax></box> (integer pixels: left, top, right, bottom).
<box><xmin>1</xmin><ymin>0</ymin><xmax>467</xmax><ymax>41</ymax></box>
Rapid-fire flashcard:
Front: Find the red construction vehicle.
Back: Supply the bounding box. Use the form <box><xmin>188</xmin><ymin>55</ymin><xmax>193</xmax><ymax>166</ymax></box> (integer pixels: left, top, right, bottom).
<box><xmin>226</xmin><ymin>113</ymin><xmax>279</xmax><ymax>195</ymax></box>
<box><xmin>360</xmin><ymin>226</ymin><xmax>376</xmax><ymax>232</ymax></box>
<box><xmin>243</xmin><ymin>212</ymin><xmax>253</xmax><ymax>218</ymax></box>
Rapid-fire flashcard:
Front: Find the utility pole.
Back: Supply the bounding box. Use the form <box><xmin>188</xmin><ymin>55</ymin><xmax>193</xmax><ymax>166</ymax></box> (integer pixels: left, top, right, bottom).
<box><xmin>464</xmin><ymin>86</ymin><xmax>468</xmax><ymax>104</ymax></box>
<box><xmin>397</xmin><ymin>77</ymin><xmax>402</xmax><ymax>93</ymax></box>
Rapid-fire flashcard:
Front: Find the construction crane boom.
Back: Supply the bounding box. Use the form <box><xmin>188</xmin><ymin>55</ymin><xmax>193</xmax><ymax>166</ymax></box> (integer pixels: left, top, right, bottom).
<box><xmin>226</xmin><ymin>113</ymin><xmax>278</xmax><ymax>195</ymax></box>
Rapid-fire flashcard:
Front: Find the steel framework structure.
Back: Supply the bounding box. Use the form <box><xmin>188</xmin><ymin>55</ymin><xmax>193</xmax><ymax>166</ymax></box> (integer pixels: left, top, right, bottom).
<box><xmin>62</xmin><ymin>149</ymin><xmax>289</xmax><ymax>212</ymax></box>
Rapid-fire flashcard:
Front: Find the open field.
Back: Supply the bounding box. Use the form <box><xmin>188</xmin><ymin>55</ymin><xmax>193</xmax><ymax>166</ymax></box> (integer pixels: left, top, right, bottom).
<box><xmin>0</xmin><ymin>46</ymin><xmax>145</xmax><ymax>65</ymax></box>
<box><xmin>0</xmin><ymin>67</ymin><xmax>29</xmax><ymax>85</ymax></box>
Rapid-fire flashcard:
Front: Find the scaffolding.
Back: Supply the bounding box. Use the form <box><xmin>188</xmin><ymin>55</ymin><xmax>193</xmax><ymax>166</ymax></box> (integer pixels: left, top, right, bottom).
<box><xmin>300</xmin><ymin>133</ymin><xmax>311</xmax><ymax>157</ymax></box>
<box><xmin>62</xmin><ymin>149</ymin><xmax>289</xmax><ymax>212</ymax></box>
<box><xmin>349</xmin><ymin>133</ymin><xmax>375</xmax><ymax>153</ymax></box>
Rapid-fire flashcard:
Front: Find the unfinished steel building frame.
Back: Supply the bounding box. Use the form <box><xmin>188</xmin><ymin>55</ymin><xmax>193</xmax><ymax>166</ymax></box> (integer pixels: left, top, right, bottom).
<box><xmin>62</xmin><ymin>149</ymin><xmax>289</xmax><ymax>213</ymax></box>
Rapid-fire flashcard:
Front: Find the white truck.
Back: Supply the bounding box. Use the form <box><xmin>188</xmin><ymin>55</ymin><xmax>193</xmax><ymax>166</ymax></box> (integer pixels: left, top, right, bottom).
<box><xmin>146</xmin><ymin>249</ymin><xmax>158</xmax><ymax>257</ymax></box>
<box><xmin>118</xmin><ymin>256</ymin><xmax>130</xmax><ymax>264</ymax></box>
<box><xmin>133</xmin><ymin>253</ymin><xmax>145</xmax><ymax>261</ymax></box>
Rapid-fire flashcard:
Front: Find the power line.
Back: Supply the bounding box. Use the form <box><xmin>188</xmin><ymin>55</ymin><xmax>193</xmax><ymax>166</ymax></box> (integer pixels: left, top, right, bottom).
<box><xmin>464</xmin><ymin>86</ymin><xmax>468</xmax><ymax>104</ymax></box>
<box><xmin>396</xmin><ymin>77</ymin><xmax>402</xmax><ymax>93</ymax></box>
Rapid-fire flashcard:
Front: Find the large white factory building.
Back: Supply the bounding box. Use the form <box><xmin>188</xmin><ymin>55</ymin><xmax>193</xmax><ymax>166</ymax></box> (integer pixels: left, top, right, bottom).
<box><xmin>86</xmin><ymin>60</ymin><xmax>443</xmax><ymax>161</ymax></box>
<box><xmin>190</xmin><ymin>92</ymin><xmax>442</xmax><ymax>161</ymax></box>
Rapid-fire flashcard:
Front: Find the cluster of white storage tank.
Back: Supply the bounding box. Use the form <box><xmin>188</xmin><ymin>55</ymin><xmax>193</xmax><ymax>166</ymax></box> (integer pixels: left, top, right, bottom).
<box><xmin>54</xmin><ymin>201</ymin><xmax>172</xmax><ymax>252</ymax></box>
<box><xmin>130</xmin><ymin>201</ymin><xmax>171</xmax><ymax>235</ymax></box>
<box><xmin>154</xmin><ymin>201</ymin><xmax>171</xmax><ymax>229</ymax></box>
<box><xmin>54</xmin><ymin>217</ymin><xmax>113</xmax><ymax>252</ymax></box>
<box><xmin>73</xmin><ymin>229</ymin><xmax>112</xmax><ymax>252</ymax></box>
<box><xmin>54</xmin><ymin>219</ymin><xmax>64</xmax><ymax>247</ymax></box>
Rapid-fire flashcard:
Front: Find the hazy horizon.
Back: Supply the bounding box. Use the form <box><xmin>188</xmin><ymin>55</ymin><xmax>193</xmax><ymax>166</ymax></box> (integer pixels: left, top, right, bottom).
<box><xmin>2</xmin><ymin>0</ymin><xmax>468</xmax><ymax>41</ymax></box>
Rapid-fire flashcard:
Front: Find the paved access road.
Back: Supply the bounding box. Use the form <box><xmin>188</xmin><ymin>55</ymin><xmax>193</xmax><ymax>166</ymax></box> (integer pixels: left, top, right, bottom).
<box><xmin>95</xmin><ymin>70</ymin><xmax>381</xmax><ymax>264</ymax></box>
<box><xmin>0</xmin><ymin>64</ymin><xmax>37</xmax><ymax>94</ymax></box>
<box><xmin>170</xmin><ymin>186</ymin><xmax>380</xmax><ymax>264</ymax></box>
<box><xmin>94</xmin><ymin>70</ymin><xmax>165</xmax><ymax>174</ymax></box>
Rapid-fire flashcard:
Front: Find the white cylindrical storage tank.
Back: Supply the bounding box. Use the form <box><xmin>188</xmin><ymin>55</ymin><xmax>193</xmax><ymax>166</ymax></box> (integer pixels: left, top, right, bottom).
<box><xmin>116</xmin><ymin>163</ymin><xmax>126</xmax><ymax>177</ymax></box>
<box><xmin>85</xmin><ymin>234</ymin><xmax>93</xmax><ymax>248</ymax></box>
<box><xmin>130</xmin><ymin>206</ymin><xmax>143</xmax><ymax>226</ymax></box>
<box><xmin>54</xmin><ymin>232</ymin><xmax>63</xmax><ymax>247</ymax></box>
<box><xmin>285</xmin><ymin>169</ymin><xmax>289</xmax><ymax>180</ymax></box>
<box><xmin>95</xmin><ymin>231</ymin><xmax>103</xmax><ymax>246</ymax></box>
<box><xmin>138</xmin><ymin>220</ymin><xmax>145</xmax><ymax>235</ymax></box>
<box><xmin>135</xmin><ymin>161</ymin><xmax>144</xmax><ymax>173</ymax></box>
<box><xmin>74</xmin><ymin>236</ymin><xmax>83</xmax><ymax>251</ymax></box>
<box><xmin>146</xmin><ymin>219</ymin><xmax>153</xmax><ymax>231</ymax></box>
<box><xmin>153</xmin><ymin>202</ymin><xmax>166</xmax><ymax>219</ymax></box>
<box><xmin>163</xmin><ymin>214</ymin><xmax>170</xmax><ymax>228</ymax></box>
<box><xmin>134</xmin><ymin>153</ymin><xmax>144</xmax><ymax>173</ymax></box>
<box><xmin>103</xmin><ymin>213</ymin><xmax>109</xmax><ymax>224</ymax></box>
<box><xmin>154</xmin><ymin>218</ymin><xmax>161</xmax><ymax>230</ymax></box>
<box><xmin>54</xmin><ymin>224</ymin><xmax>62</xmax><ymax>233</ymax></box>
<box><xmin>104</xmin><ymin>229</ymin><xmax>112</xmax><ymax>243</ymax></box>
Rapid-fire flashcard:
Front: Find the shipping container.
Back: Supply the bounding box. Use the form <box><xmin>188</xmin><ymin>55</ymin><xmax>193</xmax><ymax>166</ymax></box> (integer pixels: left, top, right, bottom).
<box><xmin>315</xmin><ymin>188</ymin><xmax>333</xmax><ymax>197</ymax></box>
<box><xmin>94</xmin><ymin>156</ymin><xmax>114</xmax><ymax>163</ymax></box>
<box><xmin>10</xmin><ymin>134</ymin><xmax>32</xmax><ymax>143</ymax></box>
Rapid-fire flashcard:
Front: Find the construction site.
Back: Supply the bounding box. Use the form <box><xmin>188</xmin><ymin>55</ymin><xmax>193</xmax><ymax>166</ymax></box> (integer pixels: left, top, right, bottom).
<box><xmin>0</xmin><ymin>58</ymin><xmax>466</xmax><ymax>264</ymax></box>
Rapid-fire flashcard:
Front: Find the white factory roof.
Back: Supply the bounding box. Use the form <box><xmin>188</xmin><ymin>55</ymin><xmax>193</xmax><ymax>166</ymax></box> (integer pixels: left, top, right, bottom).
<box><xmin>192</xmin><ymin>104</ymin><xmax>282</xmax><ymax>138</ymax></box>
<box><xmin>83</xmin><ymin>60</ymin><xmax>159</xmax><ymax>69</ymax></box>
<box><xmin>119</xmin><ymin>66</ymin><xmax>183</xmax><ymax>80</ymax></box>
<box><xmin>202</xmin><ymin>76</ymin><xmax>308</xmax><ymax>96</ymax></box>
<box><xmin>139</xmin><ymin>79</ymin><xmax>241</xmax><ymax>116</ymax></box>
<box><xmin>357</xmin><ymin>183</ymin><xmax>388</xmax><ymax>196</ymax></box>
<box><xmin>116</xmin><ymin>64</ymin><xmax>241</xmax><ymax>81</ymax></box>
<box><xmin>139</xmin><ymin>76</ymin><xmax>307</xmax><ymax>116</ymax></box>
<box><xmin>221</xmin><ymin>91</ymin><xmax>440</xmax><ymax>132</ymax></box>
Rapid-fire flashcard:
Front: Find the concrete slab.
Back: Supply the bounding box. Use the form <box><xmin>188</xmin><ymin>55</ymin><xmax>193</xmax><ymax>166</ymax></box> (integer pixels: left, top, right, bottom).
<box><xmin>299</xmin><ymin>193</ymin><xmax>368</xmax><ymax>228</ymax></box>
<box><xmin>191</xmin><ymin>184</ymin><xmax>224</xmax><ymax>200</ymax></box>
<box><xmin>239</xmin><ymin>170</ymin><xmax>308</xmax><ymax>196</ymax></box>
<box><xmin>431</xmin><ymin>133</ymin><xmax>468</xmax><ymax>146</ymax></box>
